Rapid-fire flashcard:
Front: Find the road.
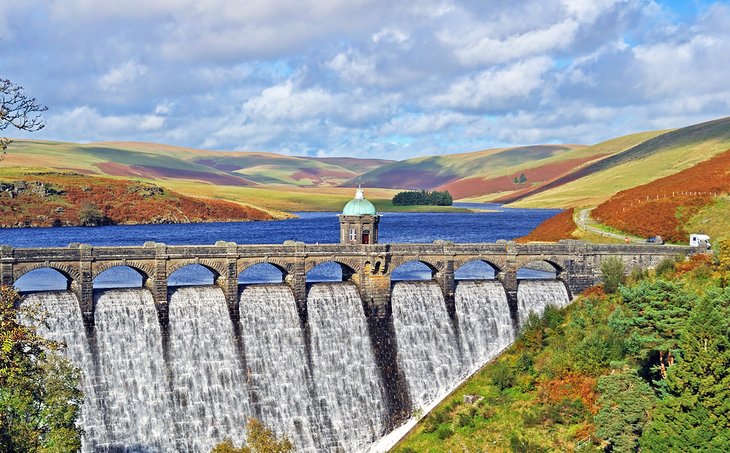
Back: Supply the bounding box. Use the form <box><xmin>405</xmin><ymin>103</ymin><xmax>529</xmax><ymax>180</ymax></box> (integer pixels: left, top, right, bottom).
<box><xmin>575</xmin><ymin>208</ymin><xmax>645</xmax><ymax>243</ymax></box>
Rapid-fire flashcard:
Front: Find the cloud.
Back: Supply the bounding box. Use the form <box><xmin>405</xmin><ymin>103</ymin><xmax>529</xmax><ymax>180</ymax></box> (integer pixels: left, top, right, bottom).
<box><xmin>98</xmin><ymin>61</ymin><xmax>148</xmax><ymax>91</ymax></box>
<box><xmin>0</xmin><ymin>0</ymin><xmax>728</xmax><ymax>159</ymax></box>
<box><xmin>431</xmin><ymin>58</ymin><xmax>552</xmax><ymax>111</ymax></box>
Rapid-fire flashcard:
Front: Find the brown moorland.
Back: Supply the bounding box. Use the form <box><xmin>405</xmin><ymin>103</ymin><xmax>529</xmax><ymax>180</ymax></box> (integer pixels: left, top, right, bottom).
<box><xmin>517</xmin><ymin>208</ymin><xmax>577</xmax><ymax>242</ymax></box>
<box><xmin>591</xmin><ymin>148</ymin><xmax>730</xmax><ymax>243</ymax></box>
<box><xmin>0</xmin><ymin>173</ymin><xmax>271</xmax><ymax>228</ymax></box>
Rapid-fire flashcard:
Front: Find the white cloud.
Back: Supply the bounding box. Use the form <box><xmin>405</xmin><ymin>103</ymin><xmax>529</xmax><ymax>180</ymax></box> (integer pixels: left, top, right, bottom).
<box><xmin>98</xmin><ymin>61</ymin><xmax>148</xmax><ymax>91</ymax></box>
<box><xmin>431</xmin><ymin>58</ymin><xmax>552</xmax><ymax>110</ymax></box>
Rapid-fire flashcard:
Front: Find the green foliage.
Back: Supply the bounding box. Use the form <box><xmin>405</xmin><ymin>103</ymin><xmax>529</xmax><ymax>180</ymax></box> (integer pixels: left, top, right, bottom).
<box><xmin>595</xmin><ymin>372</ymin><xmax>656</xmax><ymax>452</ymax></box>
<box><xmin>435</xmin><ymin>424</ymin><xmax>453</xmax><ymax>440</ymax></box>
<box><xmin>78</xmin><ymin>202</ymin><xmax>112</xmax><ymax>226</ymax></box>
<box><xmin>489</xmin><ymin>361</ymin><xmax>515</xmax><ymax>391</ymax></box>
<box><xmin>391</xmin><ymin>190</ymin><xmax>453</xmax><ymax>206</ymax></box>
<box><xmin>601</xmin><ymin>257</ymin><xmax>626</xmax><ymax>293</ymax></box>
<box><xmin>640</xmin><ymin>290</ymin><xmax>730</xmax><ymax>451</ymax></box>
<box><xmin>210</xmin><ymin>418</ymin><xmax>294</xmax><ymax>453</ymax></box>
<box><xmin>0</xmin><ymin>286</ymin><xmax>83</xmax><ymax>452</ymax></box>
<box><xmin>655</xmin><ymin>257</ymin><xmax>676</xmax><ymax>277</ymax></box>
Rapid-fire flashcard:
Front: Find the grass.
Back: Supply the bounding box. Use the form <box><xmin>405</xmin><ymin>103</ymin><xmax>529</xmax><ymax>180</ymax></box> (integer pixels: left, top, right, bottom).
<box><xmin>513</xmin><ymin>118</ymin><xmax>730</xmax><ymax>208</ymax></box>
<box><xmin>685</xmin><ymin>194</ymin><xmax>730</xmax><ymax>246</ymax></box>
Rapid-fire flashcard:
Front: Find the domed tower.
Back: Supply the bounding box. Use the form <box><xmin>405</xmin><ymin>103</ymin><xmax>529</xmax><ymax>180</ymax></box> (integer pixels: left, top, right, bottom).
<box><xmin>339</xmin><ymin>187</ymin><xmax>380</xmax><ymax>244</ymax></box>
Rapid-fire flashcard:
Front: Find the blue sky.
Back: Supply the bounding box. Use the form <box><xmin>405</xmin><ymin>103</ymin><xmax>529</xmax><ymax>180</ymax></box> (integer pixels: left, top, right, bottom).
<box><xmin>1</xmin><ymin>0</ymin><xmax>728</xmax><ymax>159</ymax></box>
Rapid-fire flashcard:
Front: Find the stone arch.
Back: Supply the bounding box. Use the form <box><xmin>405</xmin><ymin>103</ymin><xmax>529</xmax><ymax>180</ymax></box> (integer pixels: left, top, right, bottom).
<box><xmin>453</xmin><ymin>259</ymin><xmax>501</xmax><ymax>280</ymax></box>
<box><xmin>166</xmin><ymin>259</ymin><xmax>226</xmax><ymax>281</ymax></box>
<box><xmin>306</xmin><ymin>259</ymin><xmax>359</xmax><ymax>282</ymax></box>
<box><xmin>516</xmin><ymin>257</ymin><xmax>564</xmax><ymax>279</ymax></box>
<box><xmin>91</xmin><ymin>260</ymin><xmax>153</xmax><ymax>282</ymax></box>
<box><xmin>390</xmin><ymin>259</ymin><xmax>438</xmax><ymax>281</ymax></box>
<box><xmin>389</xmin><ymin>256</ymin><xmax>441</xmax><ymax>274</ymax></box>
<box><xmin>237</xmin><ymin>258</ymin><xmax>291</xmax><ymax>278</ymax></box>
<box><xmin>305</xmin><ymin>258</ymin><xmax>361</xmax><ymax>275</ymax></box>
<box><xmin>238</xmin><ymin>261</ymin><xmax>288</xmax><ymax>284</ymax></box>
<box><xmin>13</xmin><ymin>262</ymin><xmax>80</xmax><ymax>287</ymax></box>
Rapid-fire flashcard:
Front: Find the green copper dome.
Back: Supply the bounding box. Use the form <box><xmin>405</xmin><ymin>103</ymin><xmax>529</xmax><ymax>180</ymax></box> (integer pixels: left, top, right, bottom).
<box><xmin>342</xmin><ymin>188</ymin><xmax>377</xmax><ymax>215</ymax></box>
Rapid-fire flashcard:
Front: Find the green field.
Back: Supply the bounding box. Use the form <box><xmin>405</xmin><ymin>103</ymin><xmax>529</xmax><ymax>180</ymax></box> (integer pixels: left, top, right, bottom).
<box><xmin>512</xmin><ymin>117</ymin><xmax>730</xmax><ymax>208</ymax></box>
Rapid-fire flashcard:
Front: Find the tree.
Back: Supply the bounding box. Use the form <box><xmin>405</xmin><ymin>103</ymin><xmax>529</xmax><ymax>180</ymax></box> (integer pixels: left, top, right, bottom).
<box><xmin>640</xmin><ymin>292</ymin><xmax>730</xmax><ymax>451</ymax></box>
<box><xmin>211</xmin><ymin>418</ymin><xmax>294</xmax><ymax>453</ymax></box>
<box><xmin>78</xmin><ymin>202</ymin><xmax>112</xmax><ymax>226</ymax></box>
<box><xmin>600</xmin><ymin>256</ymin><xmax>625</xmax><ymax>293</ymax></box>
<box><xmin>0</xmin><ymin>285</ymin><xmax>83</xmax><ymax>452</ymax></box>
<box><xmin>1</xmin><ymin>78</ymin><xmax>48</xmax><ymax>153</ymax></box>
<box><xmin>519</xmin><ymin>173</ymin><xmax>527</xmax><ymax>184</ymax></box>
<box><xmin>595</xmin><ymin>372</ymin><xmax>656</xmax><ymax>452</ymax></box>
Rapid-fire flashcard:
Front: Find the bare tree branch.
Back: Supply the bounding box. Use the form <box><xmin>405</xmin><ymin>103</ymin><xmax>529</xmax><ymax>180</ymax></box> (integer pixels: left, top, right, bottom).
<box><xmin>1</xmin><ymin>78</ymin><xmax>48</xmax><ymax>154</ymax></box>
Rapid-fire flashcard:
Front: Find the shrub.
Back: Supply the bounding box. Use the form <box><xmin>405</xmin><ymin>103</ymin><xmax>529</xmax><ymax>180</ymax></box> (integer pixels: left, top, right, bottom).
<box><xmin>490</xmin><ymin>361</ymin><xmax>515</xmax><ymax>391</ymax></box>
<box><xmin>435</xmin><ymin>424</ymin><xmax>454</xmax><ymax>440</ymax></box>
<box><xmin>600</xmin><ymin>257</ymin><xmax>625</xmax><ymax>293</ymax></box>
<box><xmin>655</xmin><ymin>258</ymin><xmax>675</xmax><ymax>277</ymax></box>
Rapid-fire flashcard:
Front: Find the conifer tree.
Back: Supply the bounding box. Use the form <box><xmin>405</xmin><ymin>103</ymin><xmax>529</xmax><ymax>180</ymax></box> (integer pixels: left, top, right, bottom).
<box><xmin>640</xmin><ymin>291</ymin><xmax>730</xmax><ymax>450</ymax></box>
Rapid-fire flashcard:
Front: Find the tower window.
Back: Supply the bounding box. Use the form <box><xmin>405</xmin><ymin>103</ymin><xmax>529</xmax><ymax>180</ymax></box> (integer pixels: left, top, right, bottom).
<box><xmin>349</xmin><ymin>228</ymin><xmax>357</xmax><ymax>241</ymax></box>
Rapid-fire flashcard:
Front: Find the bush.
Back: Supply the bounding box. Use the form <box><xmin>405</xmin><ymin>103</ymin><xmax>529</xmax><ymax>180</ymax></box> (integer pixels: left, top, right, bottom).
<box><xmin>600</xmin><ymin>257</ymin><xmax>625</xmax><ymax>293</ymax></box>
<box><xmin>655</xmin><ymin>258</ymin><xmax>675</xmax><ymax>277</ymax></box>
<box><xmin>435</xmin><ymin>424</ymin><xmax>454</xmax><ymax>440</ymax></box>
<box><xmin>490</xmin><ymin>361</ymin><xmax>515</xmax><ymax>391</ymax></box>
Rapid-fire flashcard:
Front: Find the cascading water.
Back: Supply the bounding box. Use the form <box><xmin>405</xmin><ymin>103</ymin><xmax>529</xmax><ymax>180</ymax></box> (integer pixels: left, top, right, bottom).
<box><xmin>517</xmin><ymin>280</ymin><xmax>570</xmax><ymax>327</ymax></box>
<box><xmin>93</xmin><ymin>288</ymin><xmax>175</xmax><ymax>452</ymax></box>
<box><xmin>238</xmin><ymin>284</ymin><xmax>323</xmax><ymax>452</ymax></box>
<box><xmin>306</xmin><ymin>283</ymin><xmax>388</xmax><ymax>452</ymax></box>
<box><xmin>390</xmin><ymin>281</ymin><xmax>464</xmax><ymax>410</ymax></box>
<box><xmin>455</xmin><ymin>280</ymin><xmax>515</xmax><ymax>374</ymax></box>
<box><xmin>167</xmin><ymin>286</ymin><xmax>249</xmax><ymax>452</ymax></box>
<box><xmin>21</xmin><ymin>276</ymin><xmax>573</xmax><ymax>453</ymax></box>
<box><xmin>21</xmin><ymin>291</ymin><xmax>105</xmax><ymax>451</ymax></box>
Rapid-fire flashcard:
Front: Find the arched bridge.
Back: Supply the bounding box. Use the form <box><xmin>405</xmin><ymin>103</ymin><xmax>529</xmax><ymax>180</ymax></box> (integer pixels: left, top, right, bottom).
<box><xmin>0</xmin><ymin>240</ymin><xmax>701</xmax><ymax>329</ymax></box>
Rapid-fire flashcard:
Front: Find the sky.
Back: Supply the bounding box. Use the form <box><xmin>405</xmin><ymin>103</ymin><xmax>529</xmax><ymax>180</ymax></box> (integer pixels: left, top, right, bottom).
<box><xmin>1</xmin><ymin>0</ymin><xmax>729</xmax><ymax>159</ymax></box>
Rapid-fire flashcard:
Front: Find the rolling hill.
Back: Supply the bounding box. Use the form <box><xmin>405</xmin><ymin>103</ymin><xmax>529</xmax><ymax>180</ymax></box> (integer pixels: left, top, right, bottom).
<box><xmin>510</xmin><ymin>116</ymin><xmax>730</xmax><ymax>208</ymax></box>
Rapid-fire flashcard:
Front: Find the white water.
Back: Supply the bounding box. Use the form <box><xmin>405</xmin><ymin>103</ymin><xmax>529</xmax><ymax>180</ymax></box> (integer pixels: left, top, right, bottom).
<box><xmin>238</xmin><ymin>284</ymin><xmax>322</xmax><ymax>452</ymax></box>
<box><xmin>168</xmin><ymin>286</ymin><xmax>249</xmax><ymax>452</ymax></box>
<box><xmin>21</xmin><ymin>292</ymin><xmax>105</xmax><ymax>451</ymax></box>
<box><xmin>455</xmin><ymin>280</ymin><xmax>515</xmax><ymax>373</ymax></box>
<box><xmin>23</xmin><ymin>278</ymin><xmax>571</xmax><ymax>453</ymax></box>
<box><xmin>94</xmin><ymin>288</ymin><xmax>175</xmax><ymax>451</ymax></box>
<box><xmin>307</xmin><ymin>283</ymin><xmax>388</xmax><ymax>451</ymax></box>
<box><xmin>517</xmin><ymin>280</ymin><xmax>570</xmax><ymax>327</ymax></box>
<box><xmin>391</xmin><ymin>281</ymin><xmax>464</xmax><ymax>410</ymax></box>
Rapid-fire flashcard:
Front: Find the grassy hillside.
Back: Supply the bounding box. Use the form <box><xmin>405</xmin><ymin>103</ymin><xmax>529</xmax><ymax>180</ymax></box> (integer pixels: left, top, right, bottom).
<box><xmin>512</xmin><ymin>117</ymin><xmax>730</xmax><ymax>208</ymax></box>
<box><xmin>2</xmin><ymin>140</ymin><xmax>385</xmax><ymax>188</ymax></box>
<box><xmin>0</xmin><ymin>172</ymin><xmax>273</xmax><ymax>227</ymax></box>
<box><xmin>591</xmin><ymin>148</ymin><xmax>730</xmax><ymax>243</ymax></box>
<box><xmin>396</xmin><ymin>253</ymin><xmax>729</xmax><ymax>452</ymax></box>
<box><xmin>352</xmin><ymin>131</ymin><xmax>674</xmax><ymax>203</ymax></box>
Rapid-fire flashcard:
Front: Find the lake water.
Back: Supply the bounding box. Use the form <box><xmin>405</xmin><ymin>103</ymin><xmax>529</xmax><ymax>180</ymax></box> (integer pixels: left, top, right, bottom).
<box><xmin>2</xmin><ymin>203</ymin><xmax>561</xmax><ymax>290</ymax></box>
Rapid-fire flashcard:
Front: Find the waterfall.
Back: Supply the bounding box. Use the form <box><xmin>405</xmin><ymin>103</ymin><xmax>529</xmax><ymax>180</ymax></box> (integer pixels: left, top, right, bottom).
<box><xmin>391</xmin><ymin>281</ymin><xmax>464</xmax><ymax>410</ymax></box>
<box><xmin>21</xmin><ymin>277</ymin><xmax>573</xmax><ymax>453</ymax></box>
<box><xmin>307</xmin><ymin>283</ymin><xmax>388</xmax><ymax>452</ymax></box>
<box><xmin>238</xmin><ymin>284</ymin><xmax>322</xmax><ymax>452</ymax></box>
<box><xmin>93</xmin><ymin>288</ymin><xmax>175</xmax><ymax>452</ymax></box>
<box><xmin>167</xmin><ymin>286</ymin><xmax>249</xmax><ymax>452</ymax></box>
<box><xmin>21</xmin><ymin>292</ymin><xmax>105</xmax><ymax>451</ymax></box>
<box><xmin>455</xmin><ymin>280</ymin><xmax>515</xmax><ymax>374</ymax></box>
<box><xmin>517</xmin><ymin>280</ymin><xmax>570</xmax><ymax>327</ymax></box>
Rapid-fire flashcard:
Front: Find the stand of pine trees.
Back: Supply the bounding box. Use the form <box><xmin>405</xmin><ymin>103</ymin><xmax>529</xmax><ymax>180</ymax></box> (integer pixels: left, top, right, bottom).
<box><xmin>392</xmin><ymin>190</ymin><xmax>453</xmax><ymax>206</ymax></box>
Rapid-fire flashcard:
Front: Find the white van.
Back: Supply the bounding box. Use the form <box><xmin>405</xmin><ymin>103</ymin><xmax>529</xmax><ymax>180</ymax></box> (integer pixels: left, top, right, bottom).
<box><xmin>690</xmin><ymin>234</ymin><xmax>710</xmax><ymax>247</ymax></box>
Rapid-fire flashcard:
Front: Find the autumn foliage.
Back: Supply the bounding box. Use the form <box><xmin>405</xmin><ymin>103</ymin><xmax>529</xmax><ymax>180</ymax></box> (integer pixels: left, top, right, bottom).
<box><xmin>0</xmin><ymin>173</ymin><xmax>271</xmax><ymax>227</ymax></box>
<box><xmin>593</xmin><ymin>149</ymin><xmax>730</xmax><ymax>243</ymax></box>
<box><xmin>517</xmin><ymin>208</ymin><xmax>577</xmax><ymax>242</ymax></box>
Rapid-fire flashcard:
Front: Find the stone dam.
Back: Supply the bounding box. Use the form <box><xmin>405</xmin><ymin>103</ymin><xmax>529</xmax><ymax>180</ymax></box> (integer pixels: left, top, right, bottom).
<box><xmin>2</xmin><ymin>240</ymin><xmax>699</xmax><ymax>452</ymax></box>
